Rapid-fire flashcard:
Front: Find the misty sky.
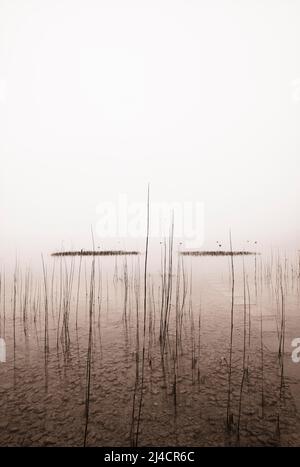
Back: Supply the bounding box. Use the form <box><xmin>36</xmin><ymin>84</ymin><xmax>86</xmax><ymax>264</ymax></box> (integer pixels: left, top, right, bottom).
<box><xmin>1</xmin><ymin>0</ymin><xmax>300</xmax><ymax>260</ymax></box>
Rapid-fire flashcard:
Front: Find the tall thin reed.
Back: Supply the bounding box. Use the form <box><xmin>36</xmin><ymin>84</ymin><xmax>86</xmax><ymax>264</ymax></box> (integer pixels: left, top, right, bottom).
<box><xmin>134</xmin><ymin>185</ymin><xmax>150</xmax><ymax>446</ymax></box>
<box><xmin>226</xmin><ymin>231</ymin><xmax>235</xmax><ymax>431</ymax></box>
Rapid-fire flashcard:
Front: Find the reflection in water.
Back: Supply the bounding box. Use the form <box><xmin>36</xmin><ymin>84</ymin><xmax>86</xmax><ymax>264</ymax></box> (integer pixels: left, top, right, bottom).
<box><xmin>0</xmin><ymin>249</ymin><xmax>300</xmax><ymax>446</ymax></box>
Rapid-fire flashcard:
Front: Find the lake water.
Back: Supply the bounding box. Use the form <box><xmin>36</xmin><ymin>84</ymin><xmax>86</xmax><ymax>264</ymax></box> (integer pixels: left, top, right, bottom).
<box><xmin>0</xmin><ymin>250</ymin><xmax>300</xmax><ymax>446</ymax></box>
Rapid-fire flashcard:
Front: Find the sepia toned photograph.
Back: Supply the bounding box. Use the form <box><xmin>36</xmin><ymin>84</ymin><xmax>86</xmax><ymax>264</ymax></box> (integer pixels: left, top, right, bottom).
<box><xmin>0</xmin><ymin>0</ymin><xmax>300</xmax><ymax>452</ymax></box>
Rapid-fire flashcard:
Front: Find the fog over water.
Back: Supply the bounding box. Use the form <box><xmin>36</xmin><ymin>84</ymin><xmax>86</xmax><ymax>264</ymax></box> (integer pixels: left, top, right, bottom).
<box><xmin>1</xmin><ymin>0</ymin><xmax>300</xmax><ymax>262</ymax></box>
<box><xmin>1</xmin><ymin>2</ymin><xmax>300</xmax><ymax>448</ymax></box>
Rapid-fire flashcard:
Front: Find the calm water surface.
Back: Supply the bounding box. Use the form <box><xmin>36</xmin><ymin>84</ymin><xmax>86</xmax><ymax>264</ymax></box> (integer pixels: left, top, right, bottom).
<box><xmin>0</xmin><ymin>251</ymin><xmax>300</xmax><ymax>446</ymax></box>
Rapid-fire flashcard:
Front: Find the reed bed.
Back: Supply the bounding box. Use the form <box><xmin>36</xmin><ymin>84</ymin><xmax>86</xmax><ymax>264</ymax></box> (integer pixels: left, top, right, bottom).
<box><xmin>51</xmin><ymin>250</ymin><xmax>139</xmax><ymax>257</ymax></box>
<box><xmin>181</xmin><ymin>250</ymin><xmax>259</xmax><ymax>257</ymax></box>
